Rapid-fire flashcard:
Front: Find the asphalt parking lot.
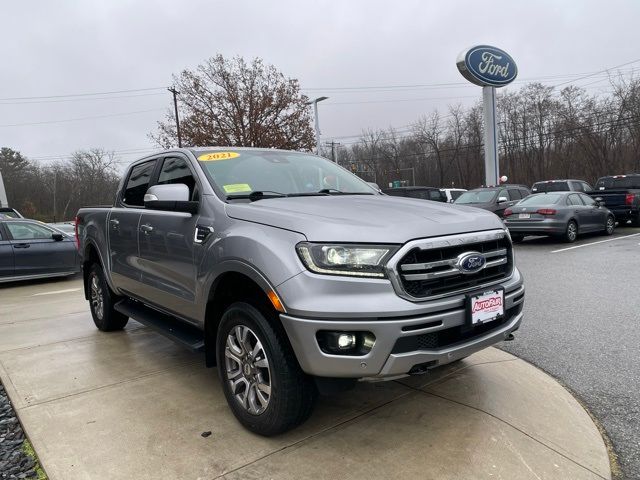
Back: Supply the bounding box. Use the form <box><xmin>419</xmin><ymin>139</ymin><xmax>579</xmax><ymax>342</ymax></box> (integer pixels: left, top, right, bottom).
<box><xmin>502</xmin><ymin>227</ymin><xmax>640</xmax><ymax>479</ymax></box>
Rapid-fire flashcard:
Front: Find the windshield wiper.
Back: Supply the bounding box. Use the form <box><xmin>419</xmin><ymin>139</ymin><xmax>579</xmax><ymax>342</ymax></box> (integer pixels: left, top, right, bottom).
<box><xmin>227</xmin><ymin>191</ymin><xmax>331</xmax><ymax>202</ymax></box>
<box><xmin>317</xmin><ymin>189</ymin><xmax>374</xmax><ymax>195</ymax></box>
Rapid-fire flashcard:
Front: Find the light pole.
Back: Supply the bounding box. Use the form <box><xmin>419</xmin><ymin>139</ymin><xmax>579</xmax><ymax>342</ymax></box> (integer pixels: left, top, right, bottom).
<box><xmin>307</xmin><ymin>96</ymin><xmax>328</xmax><ymax>154</ymax></box>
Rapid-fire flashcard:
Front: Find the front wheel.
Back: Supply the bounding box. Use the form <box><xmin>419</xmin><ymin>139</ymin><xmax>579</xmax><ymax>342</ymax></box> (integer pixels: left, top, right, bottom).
<box><xmin>564</xmin><ymin>220</ymin><xmax>578</xmax><ymax>243</ymax></box>
<box><xmin>87</xmin><ymin>264</ymin><xmax>128</xmax><ymax>331</ymax></box>
<box><xmin>216</xmin><ymin>302</ymin><xmax>317</xmax><ymax>436</ymax></box>
<box><xmin>603</xmin><ymin>216</ymin><xmax>615</xmax><ymax>236</ymax></box>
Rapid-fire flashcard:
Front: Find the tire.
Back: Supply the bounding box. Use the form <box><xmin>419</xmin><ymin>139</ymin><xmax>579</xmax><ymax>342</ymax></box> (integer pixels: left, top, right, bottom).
<box><xmin>603</xmin><ymin>216</ymin><xmax>615</xmax><ymax>236</ymax></box>
<box><xmin>87</xmin><ymin>264</ymin><xmax>129</xmax><ymax>331</ymax></box>
<box><xmin>564</xmin><ymin>220</ymin><xmax>578</xmax><ymax>243</ymax></box>
<box><xmin>216</xmin><ymin>302</ymin><xmax>317</xmax><ymax>436</ymax></box>
<box><xmin>632</xmin><ymin>215</ymin><xmax>640</xmax><ymax>228</ymax></box>
<box><xmin>510</xmin><ymin>234</ymin><xmax>525</xmax><ymax>243</ymax></box>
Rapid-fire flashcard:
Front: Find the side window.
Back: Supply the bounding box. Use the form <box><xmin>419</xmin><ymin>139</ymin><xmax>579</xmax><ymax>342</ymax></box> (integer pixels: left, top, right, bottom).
<box><xmin>567</xmin><ymin>194</ymin><xmax>584</xmax><ymax>206</ymax></box>
<box><xmin>508</xmin><ymin>189</ymin><xmax>522</xmax><ymax>201</ymax></box>
<box><xmin>579</xmin><ymin>194</ymin><xmax>596</xmax><ymax>206</ymax></box>
<box><xmin>497</xmin><ymin>189</ymin><xmax>508</xmax><ymax>201</ymax></box>
<box><xmin>122</xmin><ymin>161</ymin><xmax>156</xmax><ymax>207</ymax></box>
<box><xmin>519</xmin><ymin>189</ymin><xmax>530</xmax><ymax>199</ymax></box>
<box><xmin>582</xmin><ymin>182</ymin><xmax>593</xmax><ymax>192</ymax></box>
<box><xmin>570</xmin><ymin>181</ymin><xmax>583</xmax><ymax>192</ymax></box>
<box><xmin>428</xmin><ymin>190</ymin><xmax>443</xmax><ymax>201</ymax></box>
<box><xmin>6</xmin><ymin>222</ymin><xmax>53</xmax><ymax>240</ymax></box>
<box><xmin>157</xmin><ymin>157</ymin><xmax>199</xmax><ymax>201</ymax></box>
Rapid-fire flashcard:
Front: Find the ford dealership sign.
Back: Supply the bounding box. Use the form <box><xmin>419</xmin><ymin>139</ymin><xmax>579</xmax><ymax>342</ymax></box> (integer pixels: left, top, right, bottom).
<box><xmin>456</xmin><ymin>45</ymin><xmax>517</xmax><ymax>87</ymax></box>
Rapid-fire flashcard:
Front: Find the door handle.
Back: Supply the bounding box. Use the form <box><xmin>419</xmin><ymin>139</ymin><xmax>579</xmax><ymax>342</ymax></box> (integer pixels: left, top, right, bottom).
<box><xmin>109</xmin><ymin>219</ymin><xmax>120</xmax><ymax>227</ymax></box>
<box><xmin>140</xmin><ymin>224</ymin><xmax>154</xmax><ymax>234</ymax></box>
<box><xmin>13</xmin><ymin>243</ymin><xmax>30</xmax><ymax>249</ymax></box>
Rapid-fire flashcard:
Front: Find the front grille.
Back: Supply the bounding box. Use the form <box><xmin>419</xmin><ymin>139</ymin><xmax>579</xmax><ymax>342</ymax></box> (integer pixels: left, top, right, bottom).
<box><xmin>396</xmin><ymin>236</ymin><xmax>513</xmax><ymax>299</ymax></box>
<box><xmin>391</xmin><ymin>303</ymin><xmax>522</xmax><ymax>354</ymax></box>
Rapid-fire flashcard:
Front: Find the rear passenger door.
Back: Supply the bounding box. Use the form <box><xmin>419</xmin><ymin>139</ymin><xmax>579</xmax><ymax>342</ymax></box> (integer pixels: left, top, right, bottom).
<box><xmin>567</xmin><ymin>194</ymin><xmax>591</xmax><ymax>229</ymax></box>
<box><xmin>0</xmin><ymin>225</ymin><xmax>14</xmax><ymax>279</ymax></box>
<box><xmin>137</xmin><ymin>155</ymin><xmax>201</xmax><ymax>320</ymax></box>
<box><xmin>109</xmin><ymin>159</ymin><xmax>157</xmax><ymax>296</ymax></box>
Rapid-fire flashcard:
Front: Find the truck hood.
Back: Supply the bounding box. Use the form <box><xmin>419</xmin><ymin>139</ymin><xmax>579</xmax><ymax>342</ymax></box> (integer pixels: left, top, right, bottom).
<box><xmin>225</xmin><ymin>195</ymin><xmax>505</xmax><ymax>243</ymax></box>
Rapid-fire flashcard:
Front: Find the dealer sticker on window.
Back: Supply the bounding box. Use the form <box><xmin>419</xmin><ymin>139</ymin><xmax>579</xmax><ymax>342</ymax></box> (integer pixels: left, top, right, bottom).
<box><xmin>469</xmin><ymin>289</ymin><xmax>504</xmax><ymax>325</ymax></box>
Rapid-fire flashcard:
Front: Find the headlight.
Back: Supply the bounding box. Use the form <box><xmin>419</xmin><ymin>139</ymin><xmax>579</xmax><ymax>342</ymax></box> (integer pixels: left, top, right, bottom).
<box><xmin>296</xmin><ymin>243</ymin><xmax>397</xmax><ymax>278</ymax></box>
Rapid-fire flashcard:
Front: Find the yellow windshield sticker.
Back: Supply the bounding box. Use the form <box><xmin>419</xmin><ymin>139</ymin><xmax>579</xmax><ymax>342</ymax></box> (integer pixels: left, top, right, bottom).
<box><xmin>223</xmin><ymin>183</ymin><xmax>252</xmax><ymax>193</ymax></box>
<box><xmin>198</xmin><ymin>151</ymin><xmax>240</xmax><ymax>161</ymax></box>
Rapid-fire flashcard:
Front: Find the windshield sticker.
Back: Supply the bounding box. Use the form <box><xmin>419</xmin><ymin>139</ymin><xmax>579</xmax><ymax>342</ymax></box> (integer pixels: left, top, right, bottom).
<box><xmin>223</xmin><ymin>183</ymin><xmax>252</xmax><ymax>194</ymax></box>
<box><xmin>198</xmin><ymin>152</ymin><xmax>240</xmax><ymax>161</ymax></box>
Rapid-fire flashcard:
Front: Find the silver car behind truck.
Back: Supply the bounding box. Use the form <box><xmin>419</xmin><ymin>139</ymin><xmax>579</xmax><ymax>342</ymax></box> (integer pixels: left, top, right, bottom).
<box><xmin>76</xmin><ymin>147</ymin><xmax>525</xmax><ymax>435</ymax></box>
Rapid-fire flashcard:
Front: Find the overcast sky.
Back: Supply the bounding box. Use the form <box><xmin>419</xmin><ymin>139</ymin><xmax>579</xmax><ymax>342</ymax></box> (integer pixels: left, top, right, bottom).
<box><xmin>2</xmin><ymin>0</ymin><xmax>640</xmax><ymax>169</ymax></box>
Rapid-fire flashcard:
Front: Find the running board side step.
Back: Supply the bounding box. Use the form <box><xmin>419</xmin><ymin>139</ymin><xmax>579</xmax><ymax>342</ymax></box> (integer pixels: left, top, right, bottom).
<box><xmin>114</xmin><ymin>299</ymin><xmax>205</xmax><ymax>352</ymax></box>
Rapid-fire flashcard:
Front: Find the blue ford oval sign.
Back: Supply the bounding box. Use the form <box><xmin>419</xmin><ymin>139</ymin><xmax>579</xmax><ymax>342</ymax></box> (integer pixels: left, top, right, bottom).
<box><xmin>457</xmin><ymin>45</ymin><xmax>517</xmax><ymax>87</ymax></box>
<box><xmin>457</xmin><ymin>252</ymin><xmax>487</xmax><ymax>274</ymax></box>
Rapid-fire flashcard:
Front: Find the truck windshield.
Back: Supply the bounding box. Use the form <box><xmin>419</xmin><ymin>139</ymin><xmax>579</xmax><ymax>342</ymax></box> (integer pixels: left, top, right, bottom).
<box><xmin>454</xmin><ymin>190</ymin><xmax>497</xmax><ymax>204</ymax></box>
<box><xmin>195</xmin><ymin>150</ymin><xmax>375</xmax><ymax>198</ymax></box>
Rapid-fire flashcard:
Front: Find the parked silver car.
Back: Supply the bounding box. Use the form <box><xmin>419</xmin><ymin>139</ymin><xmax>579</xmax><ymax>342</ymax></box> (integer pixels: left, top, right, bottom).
<box><xmin>503</xmin><ymin>192</ymin><xmax>615</xmax><ymax>242</ymax></box>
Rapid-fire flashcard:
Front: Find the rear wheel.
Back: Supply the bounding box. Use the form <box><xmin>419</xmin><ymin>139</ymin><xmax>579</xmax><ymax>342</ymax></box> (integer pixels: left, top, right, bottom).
<box><xmin>603</xmin><ymin>216</ymin><xmax>615</xmax><ymax>235</ymax></box>
<box><xmin>87</xmin><ymin>264</ymin><xmax>128</xmax><ymax>331</ymax></box>
<box><xmin>216</xmin><ymin>302</ymin><xmax>317</xmax><ymax>436</ymax></box>
<box><xmin>564</xmin><ymin>220</ymin><xmax>578</xmax><ymax>243</ymax></box>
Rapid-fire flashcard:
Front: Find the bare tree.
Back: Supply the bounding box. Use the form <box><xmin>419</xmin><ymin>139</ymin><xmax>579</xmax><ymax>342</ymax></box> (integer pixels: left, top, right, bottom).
<box><xmin>152</xmin><ymin>55</ymin><xmax>315</xmax><ymax>151</ymax></box>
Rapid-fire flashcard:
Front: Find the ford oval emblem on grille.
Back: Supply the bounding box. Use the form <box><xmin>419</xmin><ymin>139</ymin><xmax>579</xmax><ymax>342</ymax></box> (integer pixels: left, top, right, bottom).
<box><xmin>456</xmin><ymin>252</ymin><xmax>487</xmax><ymax>274</ymax></box>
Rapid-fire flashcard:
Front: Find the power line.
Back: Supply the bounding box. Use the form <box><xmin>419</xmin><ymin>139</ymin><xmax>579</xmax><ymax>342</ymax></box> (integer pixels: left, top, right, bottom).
<box><xmin>0</xmin><ymin>87</ymin><xmax>166</xmax><ymax>102</ymax></box>
<box><xmin>0</xmin><ymin>108</ymin><xmax>164</xmax><ymax>128</ymax></box>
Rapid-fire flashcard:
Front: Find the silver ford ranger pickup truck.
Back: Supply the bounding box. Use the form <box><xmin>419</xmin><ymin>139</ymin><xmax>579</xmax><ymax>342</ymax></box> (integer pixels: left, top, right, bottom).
<box><xmin>76</xmin><ymin>147</ymin><xmax>525</xmax><ymax>435</ymax></box>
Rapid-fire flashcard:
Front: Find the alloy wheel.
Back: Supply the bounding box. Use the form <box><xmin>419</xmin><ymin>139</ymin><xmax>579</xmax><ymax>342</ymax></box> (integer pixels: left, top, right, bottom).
<box><xmin>90</xmin><ymin>274</ymin><xmax>104</xmax><ymax>320</ymax></box>
<box><xmin>224</xmin><ymin>325</ymin><xmax>271</xmax><ymax>415</ymax></box>
<box><xmin>606</xmin><ymin>217</ymin><xmax>615</xmax><ymax>234</ymax></box>
<box><xmin>568</xmin><ymin>222</ymin><xmax>577</xmax><ymax>241</ymax></box>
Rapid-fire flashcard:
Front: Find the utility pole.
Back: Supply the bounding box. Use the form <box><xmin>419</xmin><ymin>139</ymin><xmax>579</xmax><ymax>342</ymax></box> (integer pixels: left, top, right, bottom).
<box><xmin>324</xmin><ymin>141</ymin><xmax>341</xmax><ymax>163</ymax></box>
<box><xmin>307</xmin><ymin>96</ymin><xmax>328</xmax><ymax>154</ymax></box>
<box><xmin>168</xmin><ymin>87</ymin><xmax>182</xmax><ymax>147</ymax></box>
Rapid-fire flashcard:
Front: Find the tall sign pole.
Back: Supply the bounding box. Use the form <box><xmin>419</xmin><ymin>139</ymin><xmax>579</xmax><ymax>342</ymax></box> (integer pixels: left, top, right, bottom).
<box><xmin>457</xmin><ymin>45</ymin><xmax>517</xmax><ymax>186</ymax></box>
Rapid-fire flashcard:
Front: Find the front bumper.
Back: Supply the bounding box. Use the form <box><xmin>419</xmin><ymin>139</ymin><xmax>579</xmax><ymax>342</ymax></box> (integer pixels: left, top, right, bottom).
<box><xmin>280</xmin><ymin>283</ymin><xmax>524</xmax><ymax>379</ymax></box>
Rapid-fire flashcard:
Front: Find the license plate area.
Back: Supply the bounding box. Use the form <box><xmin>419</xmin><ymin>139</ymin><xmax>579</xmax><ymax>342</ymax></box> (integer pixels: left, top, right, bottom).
<box><xmin>518</xmin><ymin>213</ymin><xmax>531</xmax><ymax>219</ymax></box>
<box><xmin>466</xmin><ymin>289</ymin><xmax>504</xmax><ymax>325</ymax></box>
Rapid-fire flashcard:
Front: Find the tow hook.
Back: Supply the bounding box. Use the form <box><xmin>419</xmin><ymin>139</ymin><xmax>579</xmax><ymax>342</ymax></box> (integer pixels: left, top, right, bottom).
<box><xmin>504</xmin><ymin>333</ymin><xmax>515</xmax><ymax>342</ymax></box>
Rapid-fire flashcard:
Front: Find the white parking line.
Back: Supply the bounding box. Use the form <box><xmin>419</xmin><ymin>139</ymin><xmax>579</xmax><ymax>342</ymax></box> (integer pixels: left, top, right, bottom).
<box><xmin>551</xmin><ymin>233</ymin><xmax>640</xmax><ymax>253</ymax></box>
<box><xmin>31</xmin><ymin>288</ymin><xmax>82</xmax><ymax>296</ymax></box>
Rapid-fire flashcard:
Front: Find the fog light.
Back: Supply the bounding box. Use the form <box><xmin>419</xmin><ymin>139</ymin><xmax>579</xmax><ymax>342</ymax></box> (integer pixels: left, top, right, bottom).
<box><xmin>337</xmin><ymin>333</ymin><xmax>356</xmax><ymax>349</ymax></box>
<box><xmin>316</xmin><ymin>331</ymin><xmax>376</xmax><ymax>356</ymax></box>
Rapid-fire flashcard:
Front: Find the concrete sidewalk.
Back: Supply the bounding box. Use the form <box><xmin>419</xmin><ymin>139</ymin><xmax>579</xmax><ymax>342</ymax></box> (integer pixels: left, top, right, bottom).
<box><xmin>0</xmin><ymin>278</ymin><xmax>611</xmax><ymax>480</ymax></box>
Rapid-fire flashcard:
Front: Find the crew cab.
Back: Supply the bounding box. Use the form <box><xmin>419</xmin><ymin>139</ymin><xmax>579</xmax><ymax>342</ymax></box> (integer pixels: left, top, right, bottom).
<box><xmin>590</xmin><ymin>174</ymin><xmax>640</xmax><ymax>226</ymax></box>
<box><xmin>76</xmin><ymin>148</ymin><xmax>525</xmax><ymax>435</ymax></box>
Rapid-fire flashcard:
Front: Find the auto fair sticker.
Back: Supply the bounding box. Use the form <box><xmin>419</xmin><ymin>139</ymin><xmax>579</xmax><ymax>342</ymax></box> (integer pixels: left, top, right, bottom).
<box><xmin>223</xmin><ymin>183</ymin><xmax>252</xmax><ymax>193</ymax></box>
<box><xmin>198</xmin><ymin>152</ymin><xmax>240</xmax><ymax>161</ymax></box>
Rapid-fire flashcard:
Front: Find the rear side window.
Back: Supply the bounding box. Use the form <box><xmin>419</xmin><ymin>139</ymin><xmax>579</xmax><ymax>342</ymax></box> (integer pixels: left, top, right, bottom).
<box><xmin>508</xmin><ymin>189</ymin><xmax>522</xmax><ymax>200</ymax></box>
<box><xmin>579</xmin><ymin>193</ymin><xmax>596</xmax><ymax>206</ymax></box>
<box><xmin>582</xmin><ymin>182</ymin><xmax>593</xmax><ymax>192</ymax></box>
<box><xmin>157</xmin><ymin>157</ymin><xmax>199</xmax><ymax>201</ymax></box>
<box><xmin>570</xmin><ymin>181</ymin><xmax>583</xmax><ymax>192</ymax></box>
<box><xmin>567</xmin><ymin>194</ymin><xmax>584</xmax><ymax>206</ymax></box>
<box><xmin>428</xmin><ymin>190</ymin><xmax>444</xmax><ymax>201</ymax></box>
<box><xmin>123</xmin><ymin>161</ymin><xmax>156</xmax><ymax>206</ymax></box>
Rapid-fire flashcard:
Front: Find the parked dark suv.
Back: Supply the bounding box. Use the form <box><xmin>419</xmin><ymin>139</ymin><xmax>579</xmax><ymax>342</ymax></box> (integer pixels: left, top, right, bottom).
<box><xmin>382</xmin><ymin>186</ymin><xmax>447</xmax><ymax>202</ymax></box>
<box><xmin>531</xmin><ymin>179</ymin><xmax>593</xmax><ymax>193</ymax></box>
<box><xmin>454</xmin><ymin>185</ymin><xmax>531</xmax><ymax>218</ymax></box>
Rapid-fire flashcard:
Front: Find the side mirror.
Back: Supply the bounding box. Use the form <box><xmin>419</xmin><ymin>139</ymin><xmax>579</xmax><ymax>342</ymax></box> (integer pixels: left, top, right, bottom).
<box><xmin>144</xmin><ymin>184</ymin><xmax>198</xmax><ymax>214</ymax></box>
<box><xmin>52</xmin><ymin>233</ymin><xmax>64</xmax><ymax>241</ymax></box>
<box><xmin>497</xmin><ymin>196</ymin><xmax>508</xmax><ymax>203</ymax></box>
<box><xmin>594</xmin><ymin>197</ymin><xmax>604</xmax><ymax>205</ymax></box>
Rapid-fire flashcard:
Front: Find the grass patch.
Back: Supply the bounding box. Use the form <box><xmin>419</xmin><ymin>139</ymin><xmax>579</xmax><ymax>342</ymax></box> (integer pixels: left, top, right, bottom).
<box><xmin>22</xmin><ymin>439</ymin><xmax>48</xmax><ymax>480</ymax></box>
